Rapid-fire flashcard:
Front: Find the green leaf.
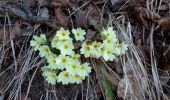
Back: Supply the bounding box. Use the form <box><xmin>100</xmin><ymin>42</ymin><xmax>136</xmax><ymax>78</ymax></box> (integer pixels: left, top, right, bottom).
<box><xmin>104</xmin><ymin>79</ymin><xmax>116</xmax><ymax>100</ymax></box>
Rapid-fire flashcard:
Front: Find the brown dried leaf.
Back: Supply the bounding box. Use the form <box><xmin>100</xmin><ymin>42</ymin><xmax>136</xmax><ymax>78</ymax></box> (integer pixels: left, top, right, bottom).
<box><xmin>23</xmin><ymin>0</ymin><xmax>36</xmax><ymax>8</ymax></box>
<box><xmin>75</xmin><ymin>6</ymin><xmax>101</xmax><ymax>30</ymax></box>
<box><xmin>49</xmin><ymin>0</ymin><xmax>70</xmax><ymax>7</ymax></box>
<box><xmin>39</xmin><ymin>8</ymin><xmax>50</xmax><ymax>19</ymax></box>
<box><xmin>19</xmin><ymin>22</ymin><xmax>33</xmax><ymax>36</ymax></box>
<box><xmin>123</xmin><ymin>5</ymin><xmax>160</xmax><ymax>29</ymax></box>
<box><xmin>157</xmin><ymin>14</ymin><xmax>170</xmax><ymax>32</ymax></box>
<box><xmin>11</xmin><ymin>21</ymin><xmax>21</xmax><ymax>37</ymax></box>
<box><xmin>159</xmin><ymin>3</ymin><xmax>169</xmax><ymax>11</ymax></box>
<box><xmin>5</xmin><ymin>1</ymin><xmax>33</xmax><ymax>19</ymax></box>
<box><xmin>111</xmin><ymin>0</ymin><xmax>125</xmax><ymax>5</ymax></box>
<box><xmin>86</xmin><ymin>29</ymin><xmax>96</xmax><ymax>40</ymax></box>
<box><xmin>54</xmin><ymin>8</ymin><xmax>69</xmax><ymax>26</ymax></box>
<box><xmin>36</xmin><ymin>0</ymin><xmax>46</xmax><ymax>6</ymax></box>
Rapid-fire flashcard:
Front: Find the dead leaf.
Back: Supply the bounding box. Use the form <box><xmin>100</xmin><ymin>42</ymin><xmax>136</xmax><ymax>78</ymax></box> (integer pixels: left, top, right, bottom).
<box><xmin>54</xmin><ymin>7</ymin><xmax>69</xmax><ymax>26</ymax></box>
<box><xmin>36</xmin><ymin>0</ymin><xmax>46</xmax><ymax>6</ymax></box>
<box><xmin>5</xmin><ymin>1</ymin><xmax>33</xmax><ymax>19</ymax></box>
<box><xmin>23</xmin><ymin>0</ymin><xmax>36</xmax><ymax>8</ymax></box>
<box><xmin>11</xmin><ymin>21</ymin><xmax>21</xmax><ymax>37</ymax></box>
<box><xmin>49</xmin><ymin>0</ymin><xmax>70</xmax><ymax>8</ymax></box>
<box><xmin>157</xmin><ymin>14</ymin><xmax>170</xmax><ymax>32</ymax></box>
<box><xmin>39</xmin><ymin>8</ymin><xmax>50</xmax><ymax>19</ymax></box>
<box><xmin>86</xmin><ymin>29</ymin><xmax>96</xmax><ymax>40</ymax></box>
<box><xmin>111</xmin><ymin>0</ymin><xmax>125</xmax><ymax>5</ymax></box>
<box><xmin>75</xmin><ymin>6</ymin><xmax>101</xmax><ymax>31</ymax></box>
<box><xmin>123</xmin><ymin>4</ymin><xmax>160</xmax><ymax>29</ymax></box>
<box><xmin>159</xmin><ymin>3</ymin><xmax>169</xmax><ymax>11</ymax></box>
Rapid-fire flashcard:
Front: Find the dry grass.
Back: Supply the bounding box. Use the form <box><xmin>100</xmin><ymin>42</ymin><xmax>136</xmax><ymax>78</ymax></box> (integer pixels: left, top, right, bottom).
<box><xmin>0</xmin><ymin>0</ymin><xmax>170</xmax><ymax>100</ymax></box>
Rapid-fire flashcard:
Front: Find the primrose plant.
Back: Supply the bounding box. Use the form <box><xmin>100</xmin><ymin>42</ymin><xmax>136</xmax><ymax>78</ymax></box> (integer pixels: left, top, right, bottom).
<box><xmin>30</xmin><ymin>27</ymin><xmax>128</xmax><ymax>85</ymax></box>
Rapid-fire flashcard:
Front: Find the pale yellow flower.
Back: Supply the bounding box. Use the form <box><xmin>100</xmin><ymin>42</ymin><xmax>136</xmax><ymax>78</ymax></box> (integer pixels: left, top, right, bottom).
<box><xmin>58</xmin><ymin>41</ymin><xmax>74</xmax><ymax>56</ymax></box>
<box><xmin>70</xmin><ymin>74</ymin><xmax>82</xmax><ymax>84</ymax></box>
<box><xmin>90</xmin><ymin>41</ymin><xmax>102</xmax><ymax>58</ymax></box>
<box><xmin>30</xmin><ymin>34</ymin><xmax>47</xmax><ymax>50</ymax></box>
<box><xmin>51</xmin><ymin>36</ymin><xmax>59</xmax><ymax>48</ymax></box>
<box><xmin>77</xmin><ymin>63</ymin><xmax>92</xmax><ymax>79</ymax></box>
<box><xmin>66</xmin><ymin>62</ymin><xmax>80</xmax><ymax>75</ymax></box>
<box><xmin>57</xmin><ymin>55</ymin><xmax>70</xmax><ymax>70</ymax></box>
<box><xmin>100</xmin><ymin>27</ymin><xmax>117</xmax><ymax>39</ymax></box>
<box><xmin>103</xmin><ymin>38</ymin><xmax>117</xmax><ymax>47</ymax></box>
<box><xmin>56</xmin><ymin>28</ymin><xmax>70</xmax><ymax>40</ymax></box>
<box><xmin>113</xmin><ymin>42</ymin><xmax>128</xmax><ymax>55</ymax></box>
<box><xmin>80</xmin><ymin>41</ymin><xmax>91</xmax><ymax>57</ymax></box>
<box><xmin>46</xmin><ymin>53</ymin><xmax>59</xmax><ymax>69</ymax></box>
<box><xmin>71</xmin><ymin>54</ymin><xmax>80</xmax><ymax>62</ymax></box>
<box><xmin>57</xmin><ymin>71</ymin><xmax>71</xmax><ymax>85</ymax></box>
<box><xmin>45</xmin><ymin>71</ymin><xmax>57</xmax><ymax>85</ymax></box>
<box><xmin>102</xmin><ymin>47</ymin><xmax>116</xmax><ymax>61</ymax></box>
<box><xmin>39</xmin><ymin>45</ymin><xmax>51</xmax><ymax>57</ymax></box>
<box><xmin>72</xmin><ymin>28</ymin><xmax>86</xmax><ymax>41</ymax></box>
<box><xmin>41</xmin><ymin>66</ymin><xmax>57</xmax><ymax>85</ymax></box>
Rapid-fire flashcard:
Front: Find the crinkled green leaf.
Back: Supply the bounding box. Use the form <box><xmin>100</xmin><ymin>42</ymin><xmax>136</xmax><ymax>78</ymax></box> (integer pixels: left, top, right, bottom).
<box><xmin>104</xmin><ymin>79</ymin><xmax>116</xmax><ymax>100</ymax></box>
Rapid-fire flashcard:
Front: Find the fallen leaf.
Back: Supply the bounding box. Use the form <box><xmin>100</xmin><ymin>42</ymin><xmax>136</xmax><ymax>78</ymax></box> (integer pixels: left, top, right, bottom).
<box><xmin>54</xmin><ymin>7</ymin><xmax>69</xmax><ymax>26</ymax></box>
<box><xmin>36</xmin><ymin>0</ymin><xmax>46</xmax><ymax>6</ymax></box>
<box><xmin>39</xmin><ymin>8</ymin><xmax>50</xmax><ymax>19</ymax></box>
<box><xmin>5</xmin><ymin>1</ymin><xmax>33</xmax><ymax>19</ymax></box>
<box><xmin>11</xmin><ymin>21</ymin><xmax>21</xmax><ymax>37</ymax></box>
<box><xmin>157</xmin><ymin>13</ymin><xmax>170</xmax><ymax>32</ymax></box>
<box><xmin>123</xmin><ymin>4</ymin><xmax>160</xmax><ymax>29</ymax></box>
<box><xmin>75</xmin><ymin>6</ymin><xmax>101</xmax><ymax>30</ymax></box>
<box><xmin>49</xmin><ymin>0</ymin><xmax>70</xmax><ymax>8</ymax></box>
<box><xmin>111</xmin><ymin>0</ymin><xmax>125</xmax><ymax>5</ymax></box>
<box><xmin>23</xmin><ymin>0</ymin><xmax>36</xmax><ymax>8</ymax></box>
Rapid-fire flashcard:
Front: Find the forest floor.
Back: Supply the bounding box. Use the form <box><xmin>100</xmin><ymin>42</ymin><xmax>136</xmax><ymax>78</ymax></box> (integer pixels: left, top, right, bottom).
<box><xmin>0</xmin><ymin>0</ymin><xmax>170</xmax><ymax>100</ymax></box>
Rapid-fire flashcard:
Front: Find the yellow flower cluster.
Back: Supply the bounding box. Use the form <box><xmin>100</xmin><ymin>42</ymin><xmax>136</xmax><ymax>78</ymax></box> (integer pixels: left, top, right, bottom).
<box><xmin>30</xmin><ymin>28</ymin><xmax>91</xmax><ymax>85</ymax></box>
<box><xmin>30</xmin><ymin>27</ymin><xmax>128</xmax><ymax>85</ymax></box>
<box><xmin>80</xmin><ymin>27</ymin><xmax>128</xmax><ymax>61</ymax></box>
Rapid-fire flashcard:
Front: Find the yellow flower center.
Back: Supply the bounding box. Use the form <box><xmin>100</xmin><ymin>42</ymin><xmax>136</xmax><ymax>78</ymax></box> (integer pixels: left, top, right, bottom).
<box><xmin>62</xmin><ymin>59</ymin><xmax>67</xmax><ymax>63</ymax></box>
<box><xmin>71</xmin><ymin>65</ymin><xmax>77</xmax><ymax>69</ymax></box>
<box><xmin>106</xmin><ymin>40</ymin><xmax>111</xmax><ymax>44</ymax></box>
<box><xmin>51</xmin><ymin>74</ymin><xmax>56</xmax><ymax>78</ymax></box>
<box><xmin>106</xmin><ymin>32</ymin><xmax>110</xmax><ymax>37</ymax></box>
<box><xmin>116</xmin><ymin>43</ymin><xmax>122</xmax><ymax>48</ymax></box>
<box><xmin>80</xmin><ymin>66</ymin><xmax>85</xmax><ymax>70</ymax></box>
<box><xmin>61</xmin><ymin>32</ymin><xmax>66</xmax><ymax>37</ymax></box>
<box><xmin>94</xmin><ymin>44</ymin><xmax>98</xmax><ymax>49</ymax></box>
<box><xmin>63</xmin><ymin>73</ymin><xmax>69</xmax><ymax>77</ymax></box>
<box><xmin>44</xmin><ymin>47</ymin><xmax>49</xmax><ymax>52</ymax></box>
<box><xmin>86</xmin><ymin>46</ymin><xmax>90</xmax><ymax>51</ymax></box>
<box><xmin>74</xmin><ymin>74</ymin><xmax>80</xmax><ymax>78</ymax></box>
<box><xmin>72</xmin><ymin>56</ymin><xmax>76</xmax><ymax>60</ymax></box>
<box><xmin>52</xmin><ymin>59</ymin><xmax>56</xmax><ymax>64</ymax></box>
<box><xmin>64</xmin><ymin>45</ymin><xmax>69</xmax><ymax>49</ymax></box>
<box><xmin>101</xmin><ymin>47</ymin><xmax>105</xmax><ymax>52</ymax></box>
<box><xmin>76</xmin><ymin>32</ymin><xmax>80</xmax><ymax>36</ymax></box>
<box><xmin>106</xmin><ymin>50</ymin><xmax>111</xmax><ymax>54</ymax></box>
